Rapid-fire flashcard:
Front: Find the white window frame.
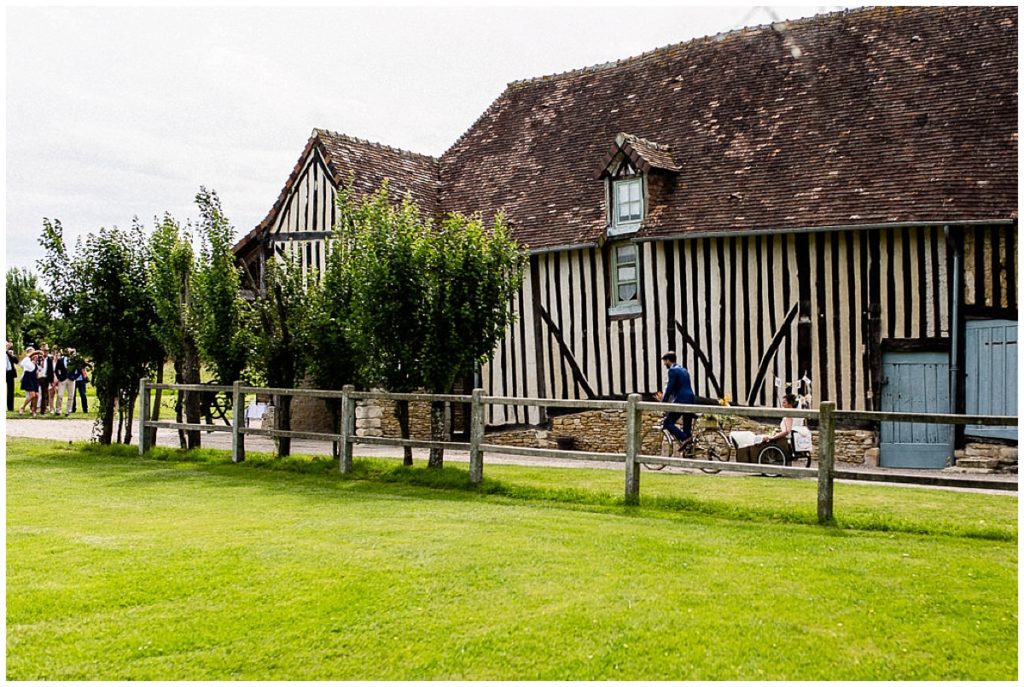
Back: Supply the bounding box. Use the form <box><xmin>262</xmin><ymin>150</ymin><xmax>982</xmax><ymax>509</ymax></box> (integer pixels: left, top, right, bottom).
<box><xmin>609</xmin><ymin>177</ymin><xmax>644</xmax><ymax>237</ymax></box>
<box><xmin>608</xmin><ymin>241</ymin><xmax>642</xmax><ymax>315</ymax></box>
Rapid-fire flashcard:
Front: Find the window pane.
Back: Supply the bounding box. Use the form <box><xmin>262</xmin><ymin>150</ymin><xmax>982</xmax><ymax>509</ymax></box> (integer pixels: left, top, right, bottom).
<box><xmin>617</xmin><ymin>244</ymin><xmax>635</xmax><ymax>262</ymax></box>
<box><xmin>618</xmin><ymin>204</ymin><xmax>631</xmax><ymax>222</ymax></box>
<box><xmin>628</xmin><ymin>199</ymin><xmax>641</xmax><ymax>220</ymax></box>
<box><xmin>629</xmin><ymin>181</ymin><xmax>641</xmax><ymax>202</ymax></box>
<box><xmin>617</xmin><ymin>183</ymin><xmax>630</xmax><ymax>204</ymax></box>
<box><xmin>619</xmin><ymin>265</ymin><xmax>636</xmax><ymax>282</ymax></box>
<box><xmin>619</xmin><ymin>283</ymin><xmax>638</xmax><ymax>302</ymax></box>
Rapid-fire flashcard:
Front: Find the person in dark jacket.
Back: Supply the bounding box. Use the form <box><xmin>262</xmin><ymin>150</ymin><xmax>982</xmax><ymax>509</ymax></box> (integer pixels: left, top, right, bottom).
<box><xmin>5</xmin><ymin>341</ymin><xmax>17</xmax><ymax>411</ymax></box>
<box><xmin>654</xmin><ymin>351</ymin><xmax>696</xmax><ymax>446</ymax></box>
<box><xmin>70</xmin><ymin>353</ymin><xmax>89</xmax><ymax>414</ymax></box>
<box><xmin>54</xmin><ymin>349</ymin><xmax>75</xmax><ymax>416</ymax></box>
<box><xmin>36</xmin><ymin>343</ymin><xmax>55</xmax><ymax>414</ymax></box>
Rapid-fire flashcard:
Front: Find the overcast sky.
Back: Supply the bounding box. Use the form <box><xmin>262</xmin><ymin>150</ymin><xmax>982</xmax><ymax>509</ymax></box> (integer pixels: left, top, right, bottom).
<box><xmin>6</xmin><ymin>4</ymin><xmax>859</xmax><ymax>272</ymax></box>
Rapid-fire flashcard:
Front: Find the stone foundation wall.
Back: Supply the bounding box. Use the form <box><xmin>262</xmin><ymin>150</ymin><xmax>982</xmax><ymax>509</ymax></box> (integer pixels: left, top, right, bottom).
<box><xmin>266</xmin><ymin>395</ymin><xmax>1016</xmax><ymax>473</ymax></box>
<box><xmin>952</xmin><ymin>442</ymin><xmax>1018</xmax><ymax>473</ymax></box>
<box><xmin>485</xmin><ymin>409</ymin><xmax>877</xmax><ymax>466</ymax></box>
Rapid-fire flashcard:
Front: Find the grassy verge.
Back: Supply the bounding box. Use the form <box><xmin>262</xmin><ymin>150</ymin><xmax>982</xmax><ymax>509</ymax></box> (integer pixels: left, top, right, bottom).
<box><xmin>6</xmin><ymin>437</ymin><xmax>1018</xmax><ymax>680</ymax></box>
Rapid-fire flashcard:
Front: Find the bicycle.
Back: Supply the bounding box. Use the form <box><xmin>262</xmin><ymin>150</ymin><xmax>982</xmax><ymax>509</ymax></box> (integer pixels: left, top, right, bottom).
<box><xmin>640</xmin><ymin>413</ymin><xmax>734</xmax><ymax>473</ymax></box>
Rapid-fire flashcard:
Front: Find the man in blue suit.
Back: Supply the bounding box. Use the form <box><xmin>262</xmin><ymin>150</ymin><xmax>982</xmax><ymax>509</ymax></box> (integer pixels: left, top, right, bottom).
<box><xmin>654</xmin><ymin>351</ymin><xmax>696</xmax><ymax>447</ymax></box>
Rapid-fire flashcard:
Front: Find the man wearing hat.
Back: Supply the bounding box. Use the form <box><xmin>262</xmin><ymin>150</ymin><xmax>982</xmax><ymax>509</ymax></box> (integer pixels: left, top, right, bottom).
<box><xmin>36</xmin><ymin>343</ymin><xmax>54</xmax><ymax>414</ymax></box>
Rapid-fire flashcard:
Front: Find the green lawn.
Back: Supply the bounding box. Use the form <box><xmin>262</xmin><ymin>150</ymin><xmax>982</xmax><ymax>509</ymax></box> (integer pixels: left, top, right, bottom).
<box><xmin>6</xmin><ymin>438</ymin><xmax>1017</xmax><ymax>680</ymax></box>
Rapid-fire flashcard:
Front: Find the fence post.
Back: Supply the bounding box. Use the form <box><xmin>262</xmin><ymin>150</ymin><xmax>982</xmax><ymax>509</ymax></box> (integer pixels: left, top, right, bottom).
<box><xmin>340</xmin><ymin>384</ymin><xmax>355</xmax><ymax>473</ymax></box>
<box><xmin>469</xmin><ymin>388</ymin><xmax>486</xmax><ymax>485</ymax></box>
<box><xmin>817</xmin><ymin>401</ymin><xmax>836</xmax><ymax>524</ymax></box>
<box><xmin>138</xmin><ymin>378</ymin><xmax>149</xmax><ymax>456</ymax></box>
<box><xmin>624</xmin><ymin>393</ymin><xmax>642</xmax><ymax>505</ymax></box>
<box><xmin>232</xmin><ymin>381</ymin><xmax>245</xmax><ymax>464</ymax></box>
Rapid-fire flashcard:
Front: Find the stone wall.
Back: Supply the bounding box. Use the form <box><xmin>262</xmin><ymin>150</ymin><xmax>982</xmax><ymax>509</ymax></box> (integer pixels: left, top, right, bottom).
<box><xmin>484</xmin><ymin>408</ymin><xmax>877</xmax><ymax>466</ymax></box>
<box><xmin>377</xmin><ymin>399</ymin><xmax>432</xmax><ymax>439</ymax></box>
<box><xmin>267</xmin><ymin>395</ymin><xmax>1017</xmax><ymax>473</ymax></box>
<box><xmin>951</xmin><ymin>442</ymin><xmax>1018</xmax><ymax>473</ymax></box>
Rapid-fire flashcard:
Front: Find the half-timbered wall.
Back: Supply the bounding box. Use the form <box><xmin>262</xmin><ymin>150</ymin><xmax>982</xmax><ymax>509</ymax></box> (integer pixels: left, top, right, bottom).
<box><xmin>964</xmin><ymin>225</ymin><xmax>1017</xmax><ymax>317</ymax></box>
<box><xmin>270</xmin><ymin>148</ymin><xmax>337</xmax><ymax>280</ymax></box>
<box><xmin>481</xmin><ymin>225</ymin><xmax>1018</xmax><ymax>425</ymax></box>
<box><xmin>481</xmin><ymin>234</ymin><xmax>804</xmax><ymax>423</ymax></box>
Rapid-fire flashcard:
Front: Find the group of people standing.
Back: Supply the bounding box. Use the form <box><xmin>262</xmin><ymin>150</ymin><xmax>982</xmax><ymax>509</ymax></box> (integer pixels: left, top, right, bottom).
<box><xmin>5</xmin><ymin>341</ymin><xmax>89</xmax><ymax>416</ymax></box>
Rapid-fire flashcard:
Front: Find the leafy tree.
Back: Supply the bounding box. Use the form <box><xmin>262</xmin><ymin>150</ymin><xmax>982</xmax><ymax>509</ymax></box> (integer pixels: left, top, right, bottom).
<box><xmin>147</xmin><ymin>214</ymin><xmax>202</xmax><ymax>448</ymax></box>
<box><xmin>305</xmin><ymin>233</ymin><xmax>359</xmax><ymax>459</ymax></box>
<box><xmin>193</xmin><ymin>188</ymin><xmax>249</xmax><ymax>386</ymax></box>
<box><xmin>418</xmin><ymin>211</ymin><xmax>525</xmax><ymax>467</ymax></box>
<box><xmin>247</xmin><ymin>254</ymin><xmax>311</xmax><ymax>457</ymax></box>
<box><xmin>38</xmin><ymin>219</ymin><xmax>161</xmax><ymax>444</ymax></box>
<box><xmin>341</xmin><ymin>183</ymin><xmax>526</xmax><ymax>468</ymax></box>
<box><xmin>342</xmin><ymin>184</ymin><xmax>430</xmax><ymax>466</ymax></box>
<box><xmin>6</xmin><ymin>267</ymin><xmax>52</xmax><ymax>346</ymax></box>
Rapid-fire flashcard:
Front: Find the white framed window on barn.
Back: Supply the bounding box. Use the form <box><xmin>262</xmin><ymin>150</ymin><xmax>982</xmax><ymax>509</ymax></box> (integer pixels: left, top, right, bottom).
<box><xmin>609</xmin><ymin>242</ymin><xmax>641</xmax><ymax>315</ymax></box>
<box><xmin>610</xmin><ymin>177</ymin><xmax>643</xmax><ymax>235</ymax></box>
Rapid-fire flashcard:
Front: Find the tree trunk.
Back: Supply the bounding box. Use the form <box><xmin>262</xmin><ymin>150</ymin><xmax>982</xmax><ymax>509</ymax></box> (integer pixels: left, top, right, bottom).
<box><xmin>428</xmin><ymin>400</ymin><xmax>447</xmax><ymax>468</ymax></box>
<box><xmin>275</xmin><ymin>393</ymin><xmax>292</xmax><ymax>457</ymax></box>
<box><xmin>116</xmin><ymin>394</ymin><xmax>124</xmax><ymax>444</ymax></box>
<box><xmin>396</xmin><ymin>399</ymin><xmax>412</xmax><ymax>466</ymax></box>
<box><xmin>146</xmin><ymin>363</ymin><xmax>163</xmax><ymax>449</ymax></box>
<box><xmin>327</xmin><ymin>398</ymin><xmax>341</xmax><ymax>461</ymax></box>
<box><xmin>174</xmin><ymin>360</ymin><xmax>186</xmax><ymax>449</ymax></box>
<box><xmin>182</xmin><ymin>341</ymin><xmax>201</xmax><ymax>449</ymax></box>
<box><xmin>99</xmin><ymin>396</ymin><xmax>114</xmax><ymax>445</ymax></box>
<box><xmin>123</xmin><ymin>389</ymin><xmax>136</xmax><ymax>446</ymax></box>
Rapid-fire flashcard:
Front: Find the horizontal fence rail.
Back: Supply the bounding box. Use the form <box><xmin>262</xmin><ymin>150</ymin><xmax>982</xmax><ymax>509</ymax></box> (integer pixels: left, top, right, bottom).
<box><xmin>138</xmin><ymin>380</ymin><xmax>1018</xmax><ymax>524</ymax></box>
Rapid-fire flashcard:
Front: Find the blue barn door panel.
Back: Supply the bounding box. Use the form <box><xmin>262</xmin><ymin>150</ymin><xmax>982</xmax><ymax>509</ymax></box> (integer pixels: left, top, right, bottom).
<box><xmin>880</xmin><ymin>351</ymin><xmax>953</xmax><ymax>469</ymax></box>
<box><xmin>965</xmin><ymin>320</ymin><xmax>1018</xmax><ymax>441</ymax></box>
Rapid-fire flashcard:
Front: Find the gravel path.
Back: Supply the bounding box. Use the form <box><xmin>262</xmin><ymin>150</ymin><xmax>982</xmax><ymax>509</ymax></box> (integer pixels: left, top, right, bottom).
<box><xmin>6</xmin><ymin>417</ymin><xmax>1016</xmax><ymax>495</ymax></box>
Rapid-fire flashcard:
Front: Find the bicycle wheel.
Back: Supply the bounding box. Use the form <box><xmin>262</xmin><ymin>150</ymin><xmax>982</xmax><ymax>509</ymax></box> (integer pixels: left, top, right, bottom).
<box><xmin>640</xmin><ymin>424</ymin><xmax>669</xmax><ymax>470</ymax></box>
<box><xmin>757</xmin><ymin>444</ymin><xmax>787</xmax><ymax>477</ymax></box>
<box><xmin>695</xmin><ymin>429</ymin><xmax>732</xmax><ymax>474</ymax></box>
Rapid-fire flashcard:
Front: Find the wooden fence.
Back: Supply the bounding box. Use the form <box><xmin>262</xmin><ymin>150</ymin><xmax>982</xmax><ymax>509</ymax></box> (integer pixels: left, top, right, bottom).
<box><xmin>138</xmin><ymin>380</ymin><xmax>1017</xmax><ymax>524</ymax></box>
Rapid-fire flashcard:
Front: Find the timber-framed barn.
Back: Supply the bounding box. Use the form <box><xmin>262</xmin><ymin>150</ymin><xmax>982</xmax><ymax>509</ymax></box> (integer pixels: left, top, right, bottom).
<box><xmin>234</xmin><ymin>5</ymin><xmax>1018</xmax><ymax>468</ymax></box>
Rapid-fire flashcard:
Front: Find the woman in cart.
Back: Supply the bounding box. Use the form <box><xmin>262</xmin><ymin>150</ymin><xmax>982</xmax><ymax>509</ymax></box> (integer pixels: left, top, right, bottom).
<box><xmin>761</xmin><ymin>393</ymin><xmax>813</xmax><ymax>456</ymax></box>
<box><xmin>763</xmin><ymin>393</ymin><xmax>800</xmax><ymax>443</ymax></box>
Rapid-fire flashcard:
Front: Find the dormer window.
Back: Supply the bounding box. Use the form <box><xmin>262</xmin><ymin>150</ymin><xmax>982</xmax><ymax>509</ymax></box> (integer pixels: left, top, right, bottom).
<box><xmin>596</xmin><ymin>132</ymin><xmax>679</xmax><ymax>240</ymax></box>
<box><xmin>613</xmin><ymin>178</ymin><xmax>644</xmax><ymax>229</ymax></box>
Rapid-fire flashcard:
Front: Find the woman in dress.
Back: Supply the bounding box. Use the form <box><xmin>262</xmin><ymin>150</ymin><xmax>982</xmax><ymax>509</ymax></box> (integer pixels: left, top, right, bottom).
<box><xmin>18</xmin><ymin>348</ymin><xmax>39</xmax><ymax>416</ymax></box>
<box><xmin>763</xmin><ymin>393</ymin><xmax>799</xmax><ymax>443</ymax></box>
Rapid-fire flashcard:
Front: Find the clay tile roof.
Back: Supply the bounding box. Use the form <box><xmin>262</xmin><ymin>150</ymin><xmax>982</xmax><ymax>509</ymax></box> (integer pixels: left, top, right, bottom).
<box><xmin>439</xmin><ymin>5</ymin><xmax>1018</xmax><ymax>251</ymax></box>
<box><xmin>233</xmin><ymin>129</ymin><xmax>439</xmax><ymax>255</ymax></box>
<box><xmin>619</xmin><ymin>133</ymin><xmax>681</xmax><ymax>174</ymax></box>
<box><xmin>596</xmin><ymin>133</ymin><xmax>680</xmax><ymax>179</ymax></box>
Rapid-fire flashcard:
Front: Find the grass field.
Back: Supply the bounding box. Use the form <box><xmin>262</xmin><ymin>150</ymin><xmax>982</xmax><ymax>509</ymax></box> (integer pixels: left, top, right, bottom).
<box><xmin>6</xmin><ymin>437</ymin><xmax>1018</xmax><ymax>680</ymax></box>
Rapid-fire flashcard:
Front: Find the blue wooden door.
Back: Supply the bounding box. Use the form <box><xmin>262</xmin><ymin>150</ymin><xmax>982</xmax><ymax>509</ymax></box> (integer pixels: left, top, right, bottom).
<box><xmin>880</xmin><ymin>351</ymin><xmax>953</xmax><ymax>469</ymax></box>
<box><xmin>965</xmin><ymin>319</ymin><xmax>1018</xmax><ymax>441</ymax></box>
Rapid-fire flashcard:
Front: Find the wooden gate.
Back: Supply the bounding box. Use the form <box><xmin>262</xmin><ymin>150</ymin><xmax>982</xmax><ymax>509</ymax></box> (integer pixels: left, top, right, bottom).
<box><xmin>880</xmin><ymin>351</ymin><xmax>953</xmax><ymax>469</ymax></box>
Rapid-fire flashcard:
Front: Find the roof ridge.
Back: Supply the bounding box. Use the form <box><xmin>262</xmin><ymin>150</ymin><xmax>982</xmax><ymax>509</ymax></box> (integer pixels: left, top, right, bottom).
<box><xmin>438</xmin><ymin>89</ymin><xmax>512</xmax><ymax>161</ymax></box>
<box><xmin>621</xmin><ymin>133</ymin><xmax>672</xmax><ymax>152</ymax></box>
<box><xmin>504</xmin><ymin>5</ymin><xmax>873</xmax><ymax>89</ymax></box>
<box><xmin>439</xmin><ymin>5</ymin><xmax>876</xmax><ymax>162</ymax></box>
<box><xmin>313</xmin><ymin>127</ymin><xmax>438</xmax><ymax>162</ymax></box>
